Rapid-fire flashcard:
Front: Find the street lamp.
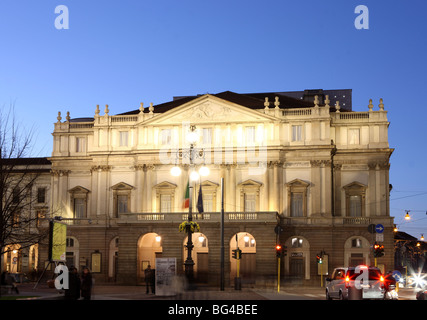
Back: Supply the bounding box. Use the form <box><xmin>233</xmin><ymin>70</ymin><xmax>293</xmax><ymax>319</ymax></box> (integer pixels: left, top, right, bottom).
<box><xmin>170</xmin><ymin>124</ymin><xmax>208</xmax><ymax>288</ymax></box>
<box><xmin>404</xmin><ymin>210</ymin><xmax>411</xmax><ymax>220</ymax></box>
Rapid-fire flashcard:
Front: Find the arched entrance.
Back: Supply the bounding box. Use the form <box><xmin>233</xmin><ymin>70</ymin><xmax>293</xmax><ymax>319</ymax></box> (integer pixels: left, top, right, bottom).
<box><xmin>65</xmin><ymin>236</ymin><xmax>79</xmax><ymax>268</ymax></box>
<box><xmin>2</xmin><ymin>245</ymin><xmax>21</xmax><ymax>273</ymax></box>
<box><xmin>230</xmin><ymin>232</ymin><xmax>256</xmax><ymax>285</ymax></box>
<box><xmin>284</xmin><ymin>236</ymin><xmax>310</xmax><ymax>284</ymax></box>
<box><xmin>137</xmin><ymin>233</ymin><xmax>163</xmax><ymax>284</ymax></box>
<box><xmin>344</xmin><ymin>236</ymin><xmax>371</xmax><ymax>267</ymax></box>
<box><xmin>183</xmin><ymin>232</ymin><xmax>209</xmax><ymax>283</ymax></box>
<box><xmin>108</xmin><ymin>237</ymin><xmax>119</xmax><ymax>282</ymax></box>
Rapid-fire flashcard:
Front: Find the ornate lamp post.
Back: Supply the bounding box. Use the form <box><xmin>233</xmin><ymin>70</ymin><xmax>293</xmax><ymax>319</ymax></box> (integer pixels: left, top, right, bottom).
<box><xmin>171</xmin><ymin>125</ymin><xmax>209</xmax><ymax>287</ymax></box>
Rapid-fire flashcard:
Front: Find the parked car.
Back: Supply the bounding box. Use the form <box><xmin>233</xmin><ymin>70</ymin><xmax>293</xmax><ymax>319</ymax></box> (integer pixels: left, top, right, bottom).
<box><xmin>326</xmin><ymin>265</ymin><xmax>385</xmax><ymax>300</ymax></box>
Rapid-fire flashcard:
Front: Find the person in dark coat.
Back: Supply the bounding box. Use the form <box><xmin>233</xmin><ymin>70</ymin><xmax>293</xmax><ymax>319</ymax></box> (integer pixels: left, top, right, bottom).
<box><xmin>144</xmin><ymin>265</ymin><xmax>155</xmax><ymax>294</ymax></box>
<box><xmin>80</xmin><ymin>267</ymin><xmax>92</xmax><ymax>300</ymax></box>
<box><xmin>64</xmin><ymin>267</ymin><xmax>80</xmax><ymax>300</ymax></box>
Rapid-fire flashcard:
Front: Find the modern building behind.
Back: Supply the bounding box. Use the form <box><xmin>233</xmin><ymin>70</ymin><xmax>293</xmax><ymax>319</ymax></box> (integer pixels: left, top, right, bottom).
<box><xmin>2</xmin><ymin>89</ymin><xmax>395</xmax><ymax>287</ymax></box>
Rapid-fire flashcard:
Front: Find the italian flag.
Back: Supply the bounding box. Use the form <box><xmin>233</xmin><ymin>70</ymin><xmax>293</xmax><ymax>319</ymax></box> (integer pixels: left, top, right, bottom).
<box><xmin>183</xmin><ymin>180</ymin><xmax>190</xmax><ymax>209</ymax></box>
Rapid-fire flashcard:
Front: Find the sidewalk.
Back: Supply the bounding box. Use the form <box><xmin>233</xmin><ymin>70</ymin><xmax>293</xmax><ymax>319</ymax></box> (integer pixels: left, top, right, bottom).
<box><xmin>9</xmin><ymin>283</ymin><xmax>327</xmax><ymax>300</ymax></box>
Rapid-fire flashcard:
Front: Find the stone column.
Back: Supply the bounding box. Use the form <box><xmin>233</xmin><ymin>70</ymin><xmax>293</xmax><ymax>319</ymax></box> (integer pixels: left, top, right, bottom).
<box><xmin>310</xmin><ymin>160</ymin><xmax>321</xmax><ymax>216</ymax></box>
<box><xmin>273</xmin><ymin>161</ymin><xmax>281</xmax><ymax>213</ymax></box>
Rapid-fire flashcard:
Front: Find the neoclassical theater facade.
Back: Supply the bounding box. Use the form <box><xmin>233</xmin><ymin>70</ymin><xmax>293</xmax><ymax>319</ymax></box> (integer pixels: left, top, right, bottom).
<box><xmin>10</xmin><ymin>89</ymin><xmax>395</xmax><ymax>287</ymax></box>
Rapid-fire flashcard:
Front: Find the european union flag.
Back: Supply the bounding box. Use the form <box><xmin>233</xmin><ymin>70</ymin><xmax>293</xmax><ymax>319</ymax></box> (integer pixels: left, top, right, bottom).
<box><xmin>197</xmin><ymin>184</ymin><xmax>204</xmax><ymax>213</ymax></box>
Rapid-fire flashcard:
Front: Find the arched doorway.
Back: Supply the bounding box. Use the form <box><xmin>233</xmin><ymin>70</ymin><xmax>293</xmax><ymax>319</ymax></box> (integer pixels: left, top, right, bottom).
<box><xmin>284</xmin><ymin>236</ymin><xmax>310</xmax><ymax>284</ymax></box>
<box><xmin>183</xmin><ymin>232</ymin><xmax>209</xmax><ymax>283</ymax></box>
<box><xmin>230</xmin><ymin>232</ymin><xmax>256</xmax><ymax>285</ymax></box>
<box><xmin>65</xmin><ymin>236</ymin><xmax>79</xmax><ymax>268</ymax></box>
<box><xmin>344</xmin><ymin>236</ymin><xmax>371</xmax><ymax>267</ymax></box>
<box><xmin>108</xmin><ymin>237</ymin><xmax>119</xmax><ymax>282</ymax></box>
<box><xmin>137</xmin><ymin>233</ymin><xmax>162</xmax><ymax>284</ymax></box>
<box><xmin>29</xmin><ymin>244</ymin><xmax>39</xmax><ymax>277</ymax></box>
<box><xmin>3</xmin><ymin>244</ymin><xmax>21</xmax><ymax>273</ymax></box>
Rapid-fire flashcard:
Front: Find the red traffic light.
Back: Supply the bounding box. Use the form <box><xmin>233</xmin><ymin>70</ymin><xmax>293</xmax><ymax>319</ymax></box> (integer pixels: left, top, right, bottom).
<box><xmin>276</xmin><ymin>244</ymin><xmax>282</xmax><ymax>251</ymax></box>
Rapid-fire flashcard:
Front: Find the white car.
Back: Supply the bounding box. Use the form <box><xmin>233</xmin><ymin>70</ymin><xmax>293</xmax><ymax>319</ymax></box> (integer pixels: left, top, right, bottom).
<box><xmin>326</xmin><ymin>265</ymin><xmax>385</xmax><ymax>300</ymax></box>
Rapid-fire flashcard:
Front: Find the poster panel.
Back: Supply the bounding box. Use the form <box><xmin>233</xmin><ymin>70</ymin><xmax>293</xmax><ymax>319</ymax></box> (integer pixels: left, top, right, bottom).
<box><xmin>49</xmin><ymin>221</ymin><xmax>67</xmax><ymax>261</ymax></box>
<box><xmin>155</xmin><ymin>258</ymin><xmax>177</xmax><ymax>296</ymax></box>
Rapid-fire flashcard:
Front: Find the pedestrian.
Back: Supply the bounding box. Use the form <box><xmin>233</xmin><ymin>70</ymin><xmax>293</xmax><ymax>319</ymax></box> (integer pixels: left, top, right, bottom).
<box><xmin>64</xmin><ymin>266</ymin><xmax>80</xmax><ymax>300</ymax></box>
<box><xmin>1</xmin><ymin>271</ymin><xmax>19</xmax><ymax>294</ymax></box>
<box><xmin>144</xmin><ymin>265</ymin><xmax>155</xmax><ymax>294</ymax></box>
<box><xmin>81</xmin><ymin>267</ymin><xmax>92</xmax><ymax>300</ymax></box>
<box><xmin>7</xmin><ymin>272</ymin><xmax>19</xmax><ymax>294</ymax></box>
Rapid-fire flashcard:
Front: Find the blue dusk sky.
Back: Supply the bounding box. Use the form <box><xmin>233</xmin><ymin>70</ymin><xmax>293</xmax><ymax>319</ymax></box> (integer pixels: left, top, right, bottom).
<box><xmin>0</xmin><ymin>1</ymin><xmax>426</xmax><ymax>238</ymax></box>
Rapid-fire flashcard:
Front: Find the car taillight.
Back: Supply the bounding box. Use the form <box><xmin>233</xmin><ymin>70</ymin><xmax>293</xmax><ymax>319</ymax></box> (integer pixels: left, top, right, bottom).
<box><xmin>380</xmin><ymin>275</ymin><xmax>385</xmax><ymax>288</ymax></box>
<box><xmin>345</xmin><ymin>276</ymin><xmax>350</xmax><ymax>288</ymax></box>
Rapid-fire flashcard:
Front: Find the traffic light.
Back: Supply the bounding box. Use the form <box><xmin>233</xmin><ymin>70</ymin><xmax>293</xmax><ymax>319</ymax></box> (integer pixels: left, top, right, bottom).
<box><xmin>232</xmin><ymin>249</ymin><xmax>237</xmax><ymax>259</ymax></box>
<box><xmin>276</xmin><ymin>244</ymin><xmax>283</xmax><ymax>258</ymax></box>
<box><xmin>373</xmin><ymin>243</ymin><xmax>385</xmax><ymax>258</ymax></box>
<box><xmin>316</xmin><ymin>254</ymin><xmax>323</xmax><ymax>264</ymax></box>
<box><xmin>232</xmin><ymin>249</ymin><xmax>242</xmax><ymax>260</ymax></box>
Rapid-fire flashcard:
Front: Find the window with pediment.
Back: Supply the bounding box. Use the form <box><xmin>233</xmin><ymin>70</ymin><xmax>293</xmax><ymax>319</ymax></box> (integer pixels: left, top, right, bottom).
<box><xmin>111</xmin><ymin>182</ymin><xmax>134</xmax><ymax>217</ymax></box>
<box><xmin>343</xmin><ymin>181</ymin><xmax>366</xmax><ymax>217</ymax></box>
<box><xmin>286</xmin><ymin>179</ymin><xmax>310</xmax><ymax>217</ymax></box>
<box><xmin>197</xmin><ymin>180</ymin><xmax>219</xmax><ymax>212</ymax></box>
<box><xmin>154</xmin><ymin>181</ymin><xmax>176</xmax><ymax>213</ymax></box>
<box><xmin>238</xmin><ymin>179</ymin><xmax>262</xmax><ymax>212</ymax></box>
<box><xmin>69</xmin><ymin>186</ymin><xmax>90</xmax><ymax>219</ymax></box>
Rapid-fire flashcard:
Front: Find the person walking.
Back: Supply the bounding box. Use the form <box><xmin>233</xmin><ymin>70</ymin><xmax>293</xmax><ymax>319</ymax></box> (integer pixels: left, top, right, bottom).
<box><xmin>81</xmin><ymin>267</ymin><xmax>92</xmax><ymax>300</ymax></box>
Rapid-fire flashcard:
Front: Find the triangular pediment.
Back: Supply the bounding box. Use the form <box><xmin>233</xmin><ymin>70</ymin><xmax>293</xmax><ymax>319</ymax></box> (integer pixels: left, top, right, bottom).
<box><xmin>286</xmin><ymin>179</ymin><xmax>310</xmax><ymax>187</ymax></box>
<box><xmin>68</xmin><ymin>186</ymin><xmax>90</xmax><ymax>193</ymax></box>
<box><xmin>343</xmin><ymin>181</ymin><xmax>367</xmax><ymax>190</ymax></box>
<box><xmin>238</xmin><ymin>179</ymin><xmax>262</xmax><ymax>187</ymax></box>
<box><xmin>200</xmin><ymin>180</ymin><xmax>219</xmax><ymax>188</ymax></box>
<box><xmin>154</xmin><ymin>181</ymin><xmax>177</xmax><ymax>189</ymax></box>
<box><xmin>141</xmin><ymin>94</ymin><xmax>277</xmax><ymax>126</ymax></box>
<box><xmin>111</xmin><ymin>182</ymin><xmax>134</xmax><ymax>190</ymax></box>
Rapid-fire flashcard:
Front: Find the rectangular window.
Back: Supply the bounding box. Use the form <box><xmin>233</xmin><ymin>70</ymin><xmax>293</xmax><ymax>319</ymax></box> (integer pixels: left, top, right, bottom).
<box><xmin>37</xmin><ymin>187</ymin><xmax>46</xmax><ymax>203</ymax></box>
<box><xmin>76</xmin><ymin>137</ymin><xmax>85</xmax><ymax>152</ymax></box>
<box><xmin>348</xmin><ymin>128</ymin><xmax>360</xmax><ymax>145</ymax></box>
<box><xmin>291</xmin><ymin>192</ymin><xmax>303</xmax><ymax>217</ymax></box>
<box><xmin>160</xmin><ymin>129</ymin><xmax>171</xmax><ymax>145</ymax></box>
<box><xmin>349</xmin><ymin>195</ymin><xmax>362</xmax><ymax>217</ymax></box>
<box><xmin>119</xmin><ymin>131</ymin><xmax>129</xmax><ymax>147</ymax></box>
<box><xmin>244</xmin><ymin>193</ymin><xmax>256</xmax><ymax>212</ymax></box>
<box><xmin>117</xmin><ymin>195</ymin><xmax>128</xmax><ymax>214</ymax></box>
<box><xmin>292</xmin><ymin>125</ymin><xmax>302</xmax><ymax>142</ymax></box>
<box><xmin>202</xmin><ymin>193</ymin><xmax>213</xmax><ymax>212</ymax></box>
<box><xmin>160</xmin><ymin>194</ymin><xmax>171</xmax><ymax>213</ymax></box>
<box><xmin>245</xmin><ymin>126</ymin><xmax>255</xmax><ymax>145</ymax></box>
<box><xmin>202</xmin><ymin>128</ymin><xmax>212</xmax><ymax>145</ymax></box>
<box><xmin>74</xmin><ymin>198</ymin><xmax>86</xmax><ymax>219</ymax></box>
